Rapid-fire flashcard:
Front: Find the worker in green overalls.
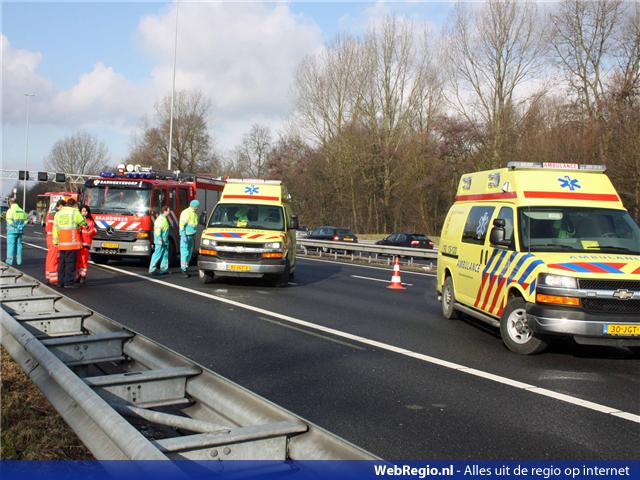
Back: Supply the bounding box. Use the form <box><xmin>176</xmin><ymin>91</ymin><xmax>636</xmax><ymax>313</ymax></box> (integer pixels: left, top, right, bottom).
<box><xmin>179</xmin><ymin>200</ymin><xmax>199</xmax><ymax>278</ymax></box>
<box><xmin>149</xmin><ymin>206</ymin><xmax>171</xmax><ymax>276</ymax></box>
<box><xmin>5</xmin><ymin>198</ymin><xmax>28</xmax><ymax>266</ymax></box>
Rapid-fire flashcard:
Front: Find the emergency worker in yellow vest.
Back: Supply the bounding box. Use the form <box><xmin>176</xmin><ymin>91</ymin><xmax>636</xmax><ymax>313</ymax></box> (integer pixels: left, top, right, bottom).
<box><xmin>52</xmin><ymin>198</ymin><xmax>86</xmax><ymax>288</ymax></box>
<box><xmin>179</xmin><ymin>199</ymin><xmax>199</xmax><ymax>278</ymax></box>
<box><xmin>5</xmin><ymin>198</ymin><xmax>28</xmax><ymax>265</ymax></box>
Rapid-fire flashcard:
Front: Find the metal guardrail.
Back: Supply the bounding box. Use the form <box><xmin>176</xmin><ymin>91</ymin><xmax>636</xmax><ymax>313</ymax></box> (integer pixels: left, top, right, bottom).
<box><xmin>297</xmin><ymin>239</ymin><xmax>438</xmax><ymax>262</ymax></box>
<box><xmin>0</xmin><ymin>263</ymin><xmax>377</xmax><ymax>461</ymax></box>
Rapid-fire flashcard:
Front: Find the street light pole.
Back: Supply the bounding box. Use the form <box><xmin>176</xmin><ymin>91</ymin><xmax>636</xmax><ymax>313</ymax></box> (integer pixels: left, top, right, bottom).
<box><xmin>167</xmin><ymin>0</ymin><xmax>180</xmax><ymax>171</ymax></box>
<box><xmin>23</xmin><ymin>93</ymin><xmax>35</xmax><ymax>208</ymax></box>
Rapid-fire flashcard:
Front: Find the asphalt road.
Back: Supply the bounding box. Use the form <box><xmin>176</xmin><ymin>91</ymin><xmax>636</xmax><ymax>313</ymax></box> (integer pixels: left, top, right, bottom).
<box><xmin>3</xmin><ymin>225</ymin><xmax>639</xmax><ymax>460</ymax></box>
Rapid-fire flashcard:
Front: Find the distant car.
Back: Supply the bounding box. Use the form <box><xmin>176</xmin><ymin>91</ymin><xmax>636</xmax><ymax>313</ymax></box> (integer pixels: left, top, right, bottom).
<box><xmin>376</xmin><ymin>233</ymin><xmax>434</xmax><ymax>249</ymax></box>
<box><xmin>295</xmin><ymin>226</ymin><xmax>310</xmax><ymax>240</ymax></box>
<box><xmin>308</xmin><ymin>226</ymin><xmax>358</xmax><ymax>243</ymax></box>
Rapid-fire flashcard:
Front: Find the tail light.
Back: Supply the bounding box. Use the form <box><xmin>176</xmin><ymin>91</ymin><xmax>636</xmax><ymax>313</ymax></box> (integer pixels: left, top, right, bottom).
<box><xmin>333</xmin><ymin>235</ymin><xmax>339</xmax><ymax>241</ymax></box>
<box><xmin>410</xmin><ymin>240</ymin><xmax>419</xmax><ymax>246</ymax></box>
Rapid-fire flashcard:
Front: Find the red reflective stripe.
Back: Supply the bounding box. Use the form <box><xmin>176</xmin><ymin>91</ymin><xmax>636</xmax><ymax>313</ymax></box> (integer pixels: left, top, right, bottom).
<box><xmin>488</xmin><ymin>277</ymin><xmax>507</xmax><ymax>313</ymax></box>
<box><xmin>524</xmin><ymin>191</ymin><xmax>620</xmax><ymax>202</ymax></box>
<box><xmin>474</xmin><ymin>273</ymin><xmax>489</xmax><ymax>307</ymax></box>
<box><xmin>548</xmin><ymin>263</ymin><xmax>575</xmax><ymax>272</ymax></box>
<box><xmin>574</xmin><ymin>262</ymin><xmax>609</xmax><ymax>273</ymax></box>
<box><xmin>633</xmin><ymin>267</ymin><xmax>640</xmax><ymax>274</ymax></box>
<box><xmin>223</xmin><ymin>195</ymin><xmax>280</xmax><ymax>201</ymax></box>
<box><xmin>480</xmin><ymin>274</ymin><xmax>499</xmax><ymax>311</ymax></box>
<box><xmin>455</xmin><ymin>192</ymin><xmax>517</xmax><ymax>201</ymax></box>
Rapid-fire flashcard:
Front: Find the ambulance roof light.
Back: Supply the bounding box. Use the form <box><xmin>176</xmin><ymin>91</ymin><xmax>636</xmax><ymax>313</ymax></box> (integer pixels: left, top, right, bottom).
<box><xmin>507</xmin><ymin>162</ymin><xmax>606</xmax><ymax>172</ymax></box>
<box><xmin>225</xmin><ymin>178</ymin><xmax>282</xmax><ymax>185</ymax></box>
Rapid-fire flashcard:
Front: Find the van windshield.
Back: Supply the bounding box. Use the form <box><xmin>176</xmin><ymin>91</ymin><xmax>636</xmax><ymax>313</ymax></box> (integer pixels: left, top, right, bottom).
<box><xmin>518</xmin><ymin>207</ymin><xmax>640</xmax><ymax>254</ymax></box>
<box><xmin>209</xmin><ymin>203</ymin><xmax>284</xmax><ymax>231</ymax></box>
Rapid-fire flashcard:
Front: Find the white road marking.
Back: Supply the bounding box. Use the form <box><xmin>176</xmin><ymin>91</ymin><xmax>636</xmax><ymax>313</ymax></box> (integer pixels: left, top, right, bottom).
<box><xmin>299</xmin><ymin>256</ymin><xmax>436</xmax><ymax>277</ymax></box>
<box><xmin>12</xmin><ymin>237</ymin><xmax>640</xmax><ymax>424</ymax></box>
<box><xmin>351</xmin><ymin>274</ymin><xmax>413</xmax><ymax>287</ymax></box>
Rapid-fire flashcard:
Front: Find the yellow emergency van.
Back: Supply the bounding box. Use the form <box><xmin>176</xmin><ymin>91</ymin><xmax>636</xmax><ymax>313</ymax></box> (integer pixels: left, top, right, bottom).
<box><xmin>197</xmin><ymin>179</ymin><xmax>298</xmax><ymax>286</ymax></box>
<box><xmin>437</xmin><ymin>162</ymin><xmax>640</xmax><ymax>354</ymax></box>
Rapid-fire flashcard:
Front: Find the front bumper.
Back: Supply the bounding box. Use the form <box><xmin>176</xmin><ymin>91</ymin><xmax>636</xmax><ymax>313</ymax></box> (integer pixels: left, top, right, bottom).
<box><xmin>526</xmin><ymin>303</ymin><xmax>640</xmax><ymax>347</ymax></box>
<box><xmin>198</xmin><ymin>256</ymin><xmax>286</xmax><ymax>277</ymax></box>
<box><xmin>90</xmin><ymin>239</ymin><xmax>152</xmax><ymax>257</ymax></box>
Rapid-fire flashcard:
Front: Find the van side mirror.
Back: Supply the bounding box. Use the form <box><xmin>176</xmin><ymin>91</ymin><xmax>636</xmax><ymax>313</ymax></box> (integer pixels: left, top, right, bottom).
<box><xmin>199</xmin><ymin>211</ymin><xmax>207</xmax><ymax>226</ymax></box>
<box><xmin>289</xmin><ymin>214</ymin><xmax>299</xmax><ymax>230</ymax></box>
<box><xmin>490</xmin><ymin>218</ymin><xmax>509</xmax><ymax>246</ymax></box>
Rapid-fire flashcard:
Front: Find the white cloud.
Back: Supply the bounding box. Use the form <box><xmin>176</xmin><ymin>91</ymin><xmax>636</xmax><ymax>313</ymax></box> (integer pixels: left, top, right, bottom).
<box><xmin>139</xmin><ymin>3</ymin><xmax>323</xmax><ymax>131</ymax></box>
<box><xmin>2</xmin><ymin>3</ymin><xmax>323</xmax><ymax>154</ymax></box>
<box><xmin>49</xmin><ymin>62</ymin><xmax>148</xmax><ymax>131</ymax></box>
<box><xmin>1</xmin><ymin>34</ymin><xmax>54</xmax><ymax>123</ymax></box>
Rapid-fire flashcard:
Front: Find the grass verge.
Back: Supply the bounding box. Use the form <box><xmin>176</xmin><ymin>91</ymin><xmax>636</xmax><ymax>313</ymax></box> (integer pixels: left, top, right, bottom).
<box><xmin>1</xmin><ymin>347</ymin><xmax>93</xmax><ymax>459</ymax></box>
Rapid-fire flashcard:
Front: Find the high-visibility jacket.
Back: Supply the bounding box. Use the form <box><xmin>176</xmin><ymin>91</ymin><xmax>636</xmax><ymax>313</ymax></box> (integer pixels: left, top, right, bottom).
<box><xmin>6</xmin><ymin>204</ymin><xmax>28</xmax><ymax>235</ymax></box>
<box><xmin>81</xmin><ymin>218</ymin><xmax>97</xmax><ymax>248</ymax></box>
<box><xmin>53</xmin><ymin>206</ymin><xmax>86</xmax><ymax>250</ymax></box>
<box><xmin>154</xmin><ymin>214</ymin><xmax>170</xmax><ymax>244</ymax></box>
<box><xmin>179</xmin><ymin>207</ymin><xmax>198</xmax><ymax>236</ymax></box>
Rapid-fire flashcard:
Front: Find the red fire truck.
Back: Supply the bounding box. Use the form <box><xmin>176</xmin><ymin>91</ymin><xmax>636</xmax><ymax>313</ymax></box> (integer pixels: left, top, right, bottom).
<box><xmin>83</xmin><ymin>165</ymin><xmax>225</xmax><ymax>265</ymax></box>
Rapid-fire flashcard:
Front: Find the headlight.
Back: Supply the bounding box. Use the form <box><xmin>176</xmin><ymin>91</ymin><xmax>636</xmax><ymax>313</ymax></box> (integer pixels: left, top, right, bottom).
<box><xmin>538</xmin><ymin>273</ymin><xmax>577</xmax><ymax>289</ymax></box>
<box><xmin>264</xmin><ymin>242</ymin><xmax>282</xmax><ymax>249</ymax></box>
<box><xmin>201</xmin><ymin>239</ymin><xmax>217</xmax><ymax>247</ymax></box>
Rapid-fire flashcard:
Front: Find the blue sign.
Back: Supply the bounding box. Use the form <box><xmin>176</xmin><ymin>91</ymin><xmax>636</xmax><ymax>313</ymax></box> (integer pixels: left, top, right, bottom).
<box><xmin>245</xmin><ymin>185</ymin><xmax>260</xmax><ymax>195</ymax></box>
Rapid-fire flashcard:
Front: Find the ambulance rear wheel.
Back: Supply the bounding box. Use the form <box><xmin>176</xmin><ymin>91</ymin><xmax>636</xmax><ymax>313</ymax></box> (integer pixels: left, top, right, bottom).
<box><xmin>91</xmin><ymin>254</ymin><xmax>109</xmax><ymax>265</ymax></box>
<box><xmin>199</xmin><ymin>269</ymin><xmax>214</xmax><ymax>284</ymax></box>
<box><xmin>500</xmin><ymin>297</ymin><xmax>547</xmax><ymax>355</ymax></box>
<box><xmin>441</xmin><ymin>276</ymin><xmax>459</xmax><ymax>320</ymax></box>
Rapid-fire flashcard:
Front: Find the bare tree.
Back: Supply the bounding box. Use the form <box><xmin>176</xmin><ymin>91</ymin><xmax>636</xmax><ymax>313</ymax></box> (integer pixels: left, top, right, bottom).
<box><xmin>129</xmin><ymin>89</ymin><xmax>218</xmax><ymax>173</ymax></box>
<box><xmin>446</xmin><ymin>0</ymin><xmax>547</xmax><ymax>167</ymax></box>
<box><xmin>612</xmin><ymin>2</ymin><xmax>640</xmax><ymax>103</ymax></box>
<box><xmin>550</xmin><ymin>0</ymin><xmax>624</xmax><ymax>118</ymax></box>
<box><xmin>230</xmin><ymin>124</ymin><xmax>273</xmax><ymax>178</ymax></box>
<box><xmin>46</xmin><ymin>131</ymin><xmax>109</xmax><ymax>175</ymax></box>
<box><xmin>294</xmin><ymin>35</ymin><xmax>367</xmax><ymax>146</ymax></box>
<box><xmin>360</xmin><ymin>17</ymin><xmax>443</xmax><ymax>231</ymax></box>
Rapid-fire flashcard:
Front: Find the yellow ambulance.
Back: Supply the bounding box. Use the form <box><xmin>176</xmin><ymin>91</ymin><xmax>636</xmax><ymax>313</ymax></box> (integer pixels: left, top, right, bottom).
<box><xmin>197</xmin><ymin>179</ymin><xmax>298</xmax><ymax>286</ymax></box>
<box><xmin>437</xmin><ymin>162</ymin><xmax>640</xmax><ymax>354</ymax></box>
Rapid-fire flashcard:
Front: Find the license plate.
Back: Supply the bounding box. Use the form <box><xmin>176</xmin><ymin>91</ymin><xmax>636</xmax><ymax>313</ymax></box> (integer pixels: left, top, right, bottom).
<box><xmin>102</xmin><ymin>242</ymin><xmax>119</xmax><ymax>249</ymax></box>
<box><xmin>343</xmin><ymin>237</ymin><xmax>353</xmax><ymax>241</ymax></box>
<box><xmin>228</xmin><ymin>264</ymin><xmax>251</xmax><ymax>272</ymax></box>
<box><xmin>604</xmin><ymin>324</ymin><xmax>640</xmax><ymax>336</ymax></box>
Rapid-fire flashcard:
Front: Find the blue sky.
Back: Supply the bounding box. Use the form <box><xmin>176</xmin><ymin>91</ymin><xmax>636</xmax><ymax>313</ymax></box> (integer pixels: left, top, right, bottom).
<box><xmin>2</xmin><ymin>1</ymin><xmax>453</xmax><ymax>177</ymax></box>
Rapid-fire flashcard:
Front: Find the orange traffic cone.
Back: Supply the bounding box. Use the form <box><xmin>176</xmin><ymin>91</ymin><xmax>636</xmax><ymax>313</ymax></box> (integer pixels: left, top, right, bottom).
<box><xmin>388</xmin><ymin>256</ymin><xmax>406</xmax><ymax>290</ymax></box>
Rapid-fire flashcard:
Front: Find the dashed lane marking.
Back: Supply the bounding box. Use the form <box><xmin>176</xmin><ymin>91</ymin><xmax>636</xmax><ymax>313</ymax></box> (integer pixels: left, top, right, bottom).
<box><xmin>11</xmin><ymin>237</ymin><xmax>640</xmax><ymax>424</ymax></box>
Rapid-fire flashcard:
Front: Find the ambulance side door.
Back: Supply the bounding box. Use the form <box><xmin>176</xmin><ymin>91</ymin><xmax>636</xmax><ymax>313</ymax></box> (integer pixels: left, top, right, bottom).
<box><xmin>455</xmin><ymin>205</ymin><xmax>496</xmax><ymax>307</ymax></box>
<box><xmin>479</xmin><ymin>206</ymin><xmax>517</xmax><ymax>317</ymax></box>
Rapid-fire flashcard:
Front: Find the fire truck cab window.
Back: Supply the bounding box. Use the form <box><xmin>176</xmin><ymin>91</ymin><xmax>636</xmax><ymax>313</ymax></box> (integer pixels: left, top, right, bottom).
<box><xmin>178</xmin><ymin>188</ymin><xmax>190</xmax><ymax>212</ymax></box>
<box><xmin>169</xmin><ymin>189</ymin><xmax>176</xmax><ymax>211</ymax></box>
<box><xmin>152</xmin><ymin>189</ymin><xmax>164</xmax><ymax>214</ymax></box>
